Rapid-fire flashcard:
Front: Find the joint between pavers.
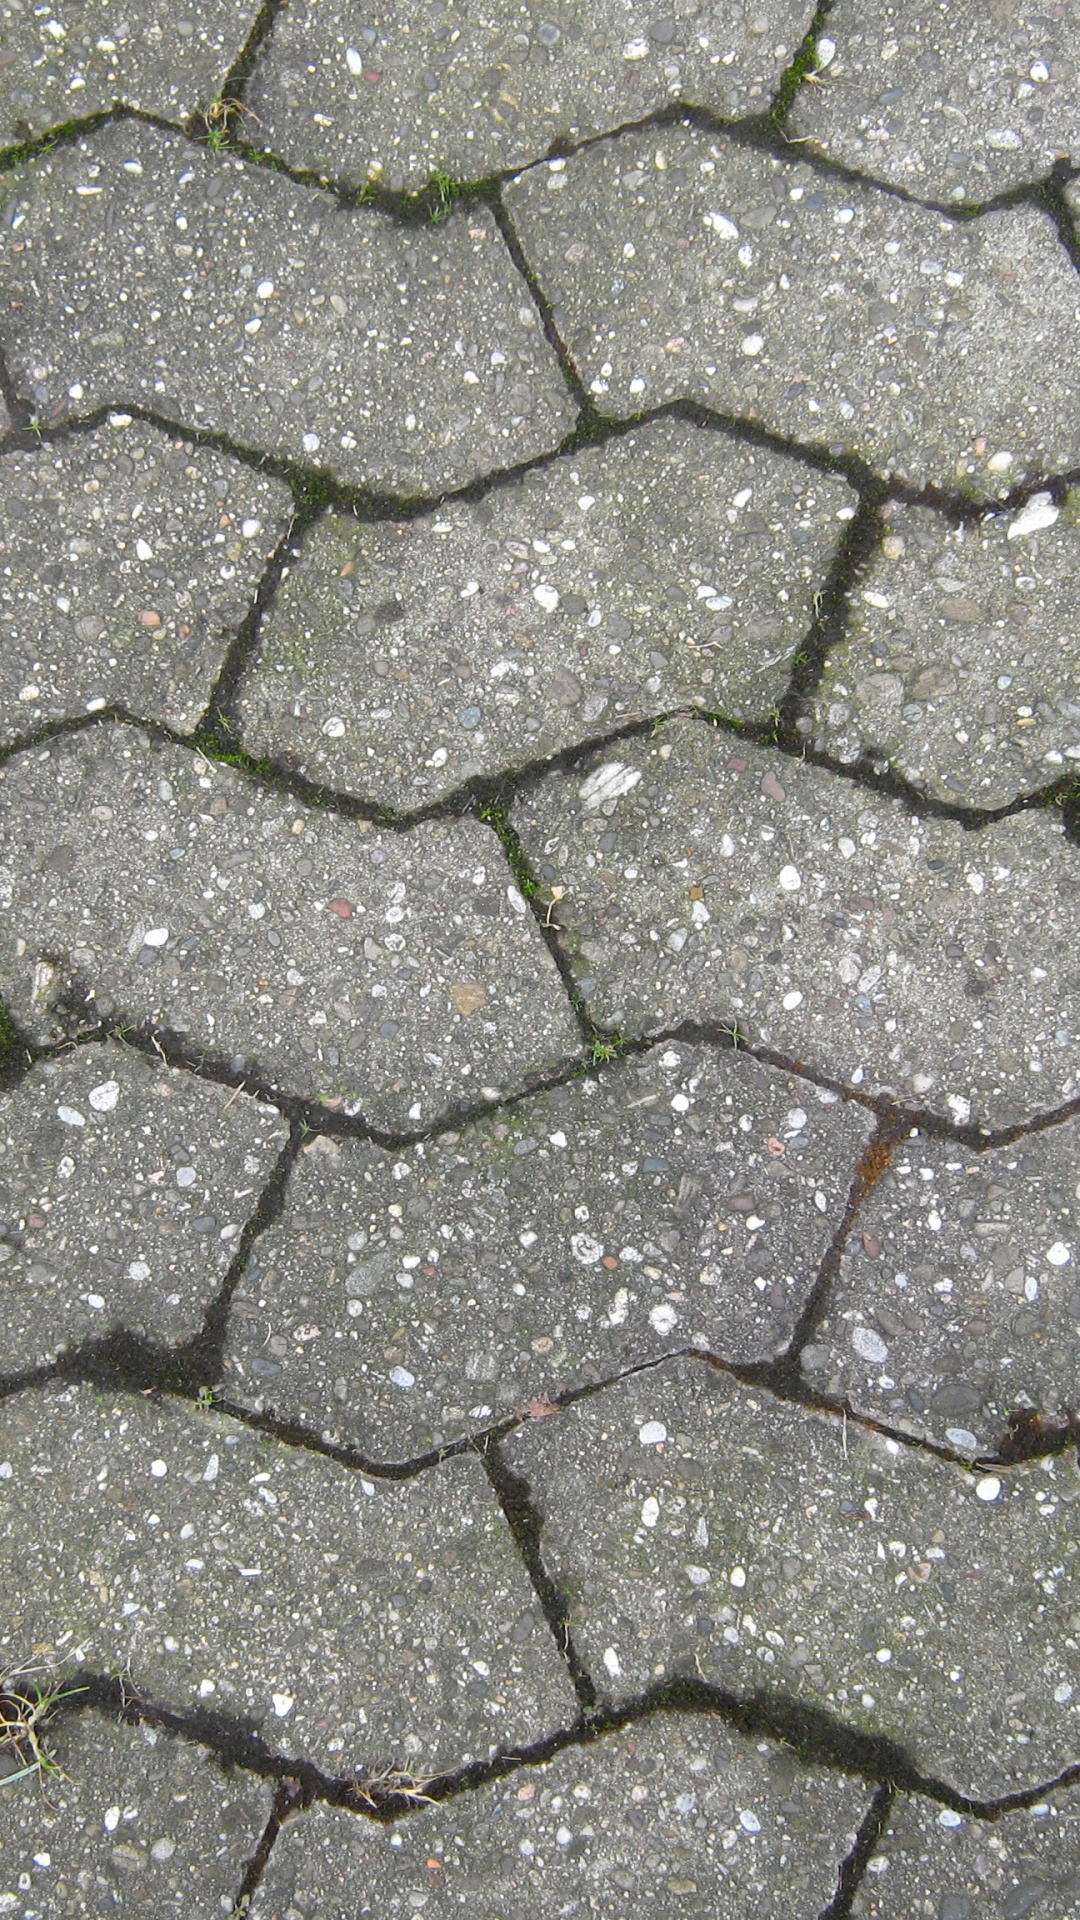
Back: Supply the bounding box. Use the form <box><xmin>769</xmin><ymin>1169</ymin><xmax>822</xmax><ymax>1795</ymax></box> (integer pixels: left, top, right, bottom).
<box><xmin>819</xmin><ymin>1781</ymin><xmax>896</xmax><ymax>1920</ymax></box>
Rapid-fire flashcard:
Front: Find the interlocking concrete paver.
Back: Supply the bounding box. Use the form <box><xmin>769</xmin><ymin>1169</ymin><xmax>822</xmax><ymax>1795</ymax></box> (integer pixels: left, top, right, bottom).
<box><xmin>511</xmin><ymin>715</ymin><xmax>1080</xmax><ymax>1128</ymax></box>
<box><xmin>0</xmin><ymin>1711</ymin><xmax>272</xmax><ymax>1916</ymax></box>
<box><xmin>812</xmin><ymin>496</ymin><xmax>1080</xmax><ymax>808</ymax></box>
<box><xmin>235</xmin><ymin>418</ymin><xmax>854</xmax><ymax>807</ymax></box>
<box><xmin>248</xmin><ymin>1715</ymin><xmax>866</xmax><ymax>1918</ymax></box>
<box><xmin>0</xmin><ymin>1040</ymin><xmax>287</xmax><ymax>1376</ymax></box>
<box><xmin>247</xmin><ymin>0</ymin><xmax>817</xmax><ymax>190</ymax></box>
<box><xmin>850</xmin><ymin>1787</ymin><xmax>1080</xmax><ymax>1919</ymax></box>
<box><xmin>0</xmin><ymin>420</ymin><xmax>291</xmax><ymax>745</ymax></box>
<box><xmin>505</xmin><ymin>130</ymin><xmax>1080</xmax><ymax>493</ymax></box>
<box><xmin>0</xmin><ymin>1</ymin><xmax>260</xmax><ymax>146</ymax></box>
<box><xmin>800</xmin><ymin>1118</ymin><xmax>1080</xmax><ymax>1454</ymax></box>
<box><xmin>506</xmin><ymin>1357</ymin><xmax>1080</xmax><ymax>1798</ymax></box>
<box><xmin>0</xmin><ymin>122</ymin><xmax>574</xmax><ymax>492</ymax></box>
<box><xmin>791</xmin><ymin>1</ymin><xmax>1080</xmax><ymax>202</ymax></box>
<box><xmin>0</xmin><ymin>1386</ymin><xmax>577</xmax><ymax>1774</ymax></box>
<box><xmin>222</xmin><ymin>1041</ymin><xmax>872</xmax><ymax>1454</ymax></box>
<box><xmin>0</xmin><ymin>723</ymin><xmax>580</xmax><ymax>1125</ymax></box>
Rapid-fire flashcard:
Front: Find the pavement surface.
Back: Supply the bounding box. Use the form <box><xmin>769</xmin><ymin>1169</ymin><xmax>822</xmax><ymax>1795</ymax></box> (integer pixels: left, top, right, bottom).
<box><xmin>1</xmin><ymin>3</ymin><xmax>1080</xmax><ymax>1916</ymax></box>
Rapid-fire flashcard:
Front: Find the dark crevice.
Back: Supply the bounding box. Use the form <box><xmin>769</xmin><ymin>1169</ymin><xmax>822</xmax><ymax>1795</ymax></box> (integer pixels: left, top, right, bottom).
<box><xmin>766</xmin><ymin>0</ymin><xmax>838</xmax><ymax>133</ymax></box>
<box><xmin>819</xmin><ymin>1782</ymin><xmax>896</xmax><ymax>1920</ymax></box>
<box><xmin>474</xmin><ymin>1434</ymin><xmax>598</xmax><ymax>1709</ymax></box>
<box><xmin>206</xmin><ymin>0</ymin><xmax>292</xmax><ymax>123</ymax></box>
<box><xmin>470</xmin><ymin>798</ymin><xmax>596</xmax><ymax>1044</ymax></box>
<box><xmin>189</xmin><ymin>505</ymin><xmax>326</xmax><ymax>750</ymax></box>
<box><xmin>28</xmin><ymin>1662</ymin><xmax>1080</xmax><ymax>1827</ymax></box>
<box><xmin>776</xmin><ymin>1117</ymin><xmax>903</xmax><ymax>1382</ymax></box>
<box><xmin>231</xmin><ymin>1776</ymin><xmax>305</xmax><ymax>1916</ymax></box>
<box><xmin>487</xmin><ymin>189</ymin><xmax>595</xmax><ymax>414</ymax></box>
<box><xmin>775</xmin><ymin>486</ymin><xmax>888</xmax><ymax>739</ymax></box>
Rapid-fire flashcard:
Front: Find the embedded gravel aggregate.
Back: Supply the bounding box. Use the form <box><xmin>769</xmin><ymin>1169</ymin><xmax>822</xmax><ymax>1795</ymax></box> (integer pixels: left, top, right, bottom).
<box><xmin>2</xmin><ymin>5</ymin><xmax>1080</xmax><ymax>1914</ymax></box>
<box><xmin>236</xmin><ymin>417</ymin><xmax>855</xmax><ymax>807</ymax></box>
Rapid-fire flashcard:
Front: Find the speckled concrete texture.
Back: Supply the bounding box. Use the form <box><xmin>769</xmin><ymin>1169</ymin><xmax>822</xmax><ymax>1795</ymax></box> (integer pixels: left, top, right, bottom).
<box><xmin>2</xmin><ymin>4</ymin><xmax>1080</xmax><ymax>1913</ymax></box>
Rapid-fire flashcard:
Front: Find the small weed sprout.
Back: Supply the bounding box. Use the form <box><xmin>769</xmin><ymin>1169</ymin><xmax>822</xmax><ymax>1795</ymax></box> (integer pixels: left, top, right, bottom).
<box><xmin>0</xmin><ymin>1664</ymin><xmax>84</xmax><ymax>1792</ymax></box>
<box><xmin>351</xmin><ymin>1765</ymin><xmax>436</xmax><ymax>1811</ymax></box>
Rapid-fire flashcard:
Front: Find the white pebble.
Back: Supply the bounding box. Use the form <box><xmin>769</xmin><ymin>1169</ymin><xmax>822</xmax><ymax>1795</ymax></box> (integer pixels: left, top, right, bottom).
<box><xmin>739</xmin><ymin>1810</ymin><xmax>762</xmax><ymax>1833</ymax></box>
<box><xmin>641</xmin><ymin>1496</ymin><xmax>660</xmax><ymax>1527</ymax></box>
<box><xmin>1007</xmin><ymin>493</ymin><xmax>1058</xmax><ymax>539</ymax></box>
<box><xmin>389</xmin><ymin>1366</ymin><xmax>415</xmax><ymax>1389</ymax></box>
<box><xmin>143</xmin><ymin>927</ymin><xmax>169</xmax><ymax>947</ymax></box>
<box><xmin>533</xmin><ymin>583</ymin><xmax>560</xmax><ymax>612</ymax></box>
<box><xmin>938</xmin><ymin>1808</ymin><xmax>964</xmax><ymax>1828</ymax></box>
<box><xmin>345</xmin><ymin>45</ymin><xmax>364</xmax><ymax>74</ymax></box>
<box><xmin>704</xmin><ymin>211</ymin><xmax>739</xmax><ymax>240</ymax></box>
<box><xmin>946</xmin><ymin>1428</ymin><xmax>979</xmax><ymax>1452</ymax></box>
<box><xmin>56</xmin><ymin>1105</ymin><xmax>85</xmax><ymax>1127</ymax></box>
<box><xmin>623</xmin><ymin>36</ymin><xmax>649</xmax><ymax>59</ymax></box>
<box><xmin>638</xmin><ymin>1421</ymin><xmax>667</xmax><ymax>1445</ymax></box>
<box><xmin>816</xmin><ymin>35</ymin><xmax>835</xmax><ymax>65</ymax></box>
<box><xmin>241</xmin><ymin>519</ymin><xmax>262</xmax><ymax>538</ymax></box>
<box><xmin>1047</xmin><ymin>1242</ymin><xmax>1071</xmax><ymax>1266</ymax></box>
<box><xmin>975</xmin><ymin>1476</ymin><xmax>1002</xmax><ymax>1502</ymax></box>
<box><xmin>649</xmin><ymin>1303</ymin><xmax>678</xmax><ymax>1334</ymax></box>
<box><xmin>686</xmin><ymin>1565</ymin><xmax>711</xmax><ymax>1587</ymax></box>
<box><xmin>88</xmin><ymin>1080</ymin><xmax>120</xmax><ymax>1112</ymax></box>
<box><xmin>603</xmin><ymin>1647</ymin><xmax>622</xmax><ymax>1677</ymax></box>
<box><xmin>149</xmin><ymin>1459</ymin><xmax>168</xmax><ymax>1478</ymax></box>
<box><xmin>741</xmin><ymin>333</ymin><xmax>764</xmax><ymax>356</ymax></box>
<box><xmin>175</xmin><ymin>1167</ymin><xmax>197</xmax><ymax>1188</ymax></box>
<box><xmin>272</xmin><ymin>1693</ymin><xmax>295</xmax><ymax>1717</ymax></box>
<box><xmin>778</xmin><ymin>865</ymin><xmax>801</xmax><ymax>892</ymax></box>
<box><xmin>571</xmin><ymin>1233</ymin><xmax>604</xmax><ymax>1265</ymax></box>
<box><xmin>729</xmin><ymin>1565</ymin><xmax>746</xmax><ymax>1588</ymax></box>
<box><xmin>852</xmin><ymin>1326</ymin><xmax>888</xmax><ymax>1364</ymax></box>
<box><xmin>781</xmin><ymin>989</ymin><xmax>803</xmax><ymax>1010</ymax></box>
<box><xmin>579</xmin><ymin>761</ymin><xmax>642</xmax><ymax>810</ymax></box>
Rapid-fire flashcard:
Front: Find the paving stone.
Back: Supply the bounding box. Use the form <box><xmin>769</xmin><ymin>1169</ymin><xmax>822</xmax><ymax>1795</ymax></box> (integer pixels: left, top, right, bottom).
<box><xmin>505</xmin><ymin>1356</ymin><xmax>1080</xmax><ymax>1798</ymax></box>
<box><xmin>0</xmin><ymin>1711</ymin><xmax>271</xmax><ymax>1916</ymax></box>
<box><xmin>800</xmin><ymin>1117</ymin><xmax>1080</xmax><ymax>1455</ymax></box>
<box><xmin>0</xmin><ymin>723</ymin><xmax>579</xmax><ymax>1127</ymax></box>
<box><xmin>0</xmin><ymin>1040</ymin><xmax>287</xmax><ymax>1378</ymax></box>
<box><xmin>0</xmin><ymin>1385</ymin><xmax>576</xmax><ymax>1774</ymax></box>
<box><xmin>0</xmin><ymin>0</ymin><xmax>258</xmax><ymax>145</ymax></box>
<box><xmin>247</xmin><ymin>0</ymin><xmax>817</xmax><ymax>191</ymax></box>
<box><xmin>222</xmin><ymin>1040</ymin><xmax>872</xmax><ymax>1454</ymax></box>
<box><xmin>850</xmin><ymin>1786</ymin><xmax>1080</xmax><ymax>1919</ymax></box>
<box><xmin>812</xmin><ymin>497</ymin><xmax>1080</xmax><ymax>808</ymax></box>
<box><xmin>0</xmin><ymin>421</ymin><xmax>291</xmax><ymax>745</ymax></box>
<box><xmin>235</xmin><ymin>418</ymin><xmax>854</xmax><ymax>808</ymax></box>
<box><xmin>248</xmin><ymin>1715</ymin><xmax>866</xmax><ymax>1919</ymax></box>
<box><xmin>510</xmin><ymin>715</ymin><xmax>1080</xmax><ymax>1128</ymax></box>
<box><xmin>791</xmin><ymin>1</ymin><xmax>1080</xmax><ymax>202</ymax></box>
<box><xmin>505</xmin><ymin>129</ymin><xmax>1080</xmax><ymax>494</ymax></box>
<box><xmin>0</xmin><ymin>122</ymin><xmax>573</xmax><ymax>493</ymax></box>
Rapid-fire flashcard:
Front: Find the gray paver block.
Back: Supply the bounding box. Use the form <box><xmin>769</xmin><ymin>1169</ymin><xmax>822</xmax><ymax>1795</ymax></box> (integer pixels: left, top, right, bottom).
<box><xmin>248</xmin><ymin>0</ymin><xmax>817</xmax><ymax>191</ymax></box>
<box><xmin>505</xmin><ymin>130</ymin><xmax>1080</xmax><ymax>494</ymax></box>
<box><xmin>505</xmin><ymin>1356</ymin><xmax>1080</xmax><ymax>1798</ymax></box>
<box><xmin>0</xmin><ymin>1040</ymin><xmax>287</xmax><ymax>1376</ymax></box>
<box><xmin>0</xmin><ymin>1710</ymin><xmax>271</xmax><ymax>1916</ymax></box>
<box><xmin>0</xmin><ymin>420</ymin><xmax>291</xmax><ymax>745</ymax></box>
<box><xmin>801</xmin><ymin>1118</ymin><xmax>1080</xmax><ymax>1454</ymax></box>
<box><xmin>0</xmin><ymin>0</ymin><xmax>258</xmax><ymax>145</ymax></box>
<box><xmin>510</xmin><ymin>715</ymin><xmax>1080</xmax><ymax>1128</ymax></box>
<box><xmin>235</xmin><ymin>418</ymin><xmax>854</xmax><ymax>808</ymax></box>
<box><xmin>1</xmin><ymin>122</ymin><xmax>574</xmax><ymax>493</ymax></box>
<box><xmin>792</xmin><ymin>2</ymin><xmax>1080</xmax><ymax>201</ymax></box>
<box><xmin>222</xmin><ymin>1041</ymin><xmax>872</xmax><ymax>1455</ymax></box>
<box><xmin>851</xmin><ymin>1787</ymin><xmax>1080</xmax><ymax>1919</ymax></box>
<box><xmin>0</xmin><ymin>1385</ymin><xmax>577</xmax><ymax>1774</ymax></box>
<box><xmin>248</xmin><ymin>1715</ymin><xmax>866</xmax><ymax>1918</ymax></box>
<box><xmin>0</xmin><ymin>723</ymin><xmax>580</xmax><ymax>1127</ymax></box>
<box><xmin>812</xmin><ymin>496</ymin><xmax>1080</xmax><ymax>808</ymax></box>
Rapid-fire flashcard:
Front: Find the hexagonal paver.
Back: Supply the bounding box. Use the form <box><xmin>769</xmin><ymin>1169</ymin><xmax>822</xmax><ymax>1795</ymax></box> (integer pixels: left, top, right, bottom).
<box><xmin>791</xmin><ymin>1</ymin><xmax>1080</xmax><ymax>201</ymax></box>
<box><xmin>850</xmin><ymin>1787</ymin><xmax>1080</xmax><ymax>1919</ymax></box>
<box><xmin>811</xmin><ymin>496</ymin><xmax>1080</xmax><ymax>807</ymax></box>
<box><xmin>0</xmin><ymin>1385</ymin><xmax>577</xmax><ymax>1774</ymax></box>
<box><xmin>510</xmin><ymin>715</ymin><xmax>1080</xmax><ymax>1128</ymax></box>
<box><xmin>222</xmin><ymin>1040</ymin><xmax>872</xmax><ymax>1455</ymax></box>
<box><xmin>0</xmin><ymin>1040</ymin><xmax>288</xmax><ymax>1378</ymax></box>
<box><xmin>0</xmin><ymin>1711</ymin><xmax>272</xmax><ymax>1916</ymax></box>
<box><xmin>0</xmin><ymin>723</ymin><xmax>580</xmax><ymax>1127</ymax></box>
<box><xmin>235</xmin><ymin>417</ymin><xmax>854</xmax><ymax>807</ymax></box>
<box><xmin>799</xmin><ymin>1116</ymin><xmax>1080</xmax><ymax>1454</ymax></box>
<box><xmin>247</xmin><ymin>1</ymin><xmax>816</xmax><ymax>191</ymax></box>
<box><xmin>505</xmin><ymin>129</ymin><xmax>1080</xmax><ymax>494</ymax></box>
<box><xmin>505</xmin><ymin>1356</ymin><xmax>1080</xmax><ymax>1798</ymax></box>
<box><xmin>1</xmin><ymin>121</ymin><xmax>573</xmax><ymax>493</ymax></box>
<box><xmin>0</xmin><ymin>0</ymin><xmax>259</xmax><ymax>145</ymax></box>
<box><xmin>248</xmin><ymin>1716</ymin><xmax>867</xmax><ymax>1919</ymax></box>
<box><xmin>0</xmin><ymin>420</ymin><xmax>291</xmax><ymax>745</ymax></box>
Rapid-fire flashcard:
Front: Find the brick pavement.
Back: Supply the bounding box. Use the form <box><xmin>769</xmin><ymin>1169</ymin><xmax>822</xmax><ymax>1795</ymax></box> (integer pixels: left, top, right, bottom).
<box><xmin>1</xmin><ymin>4</ymin><xmax>1080</xmax><ymax>1915</ymax></box>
